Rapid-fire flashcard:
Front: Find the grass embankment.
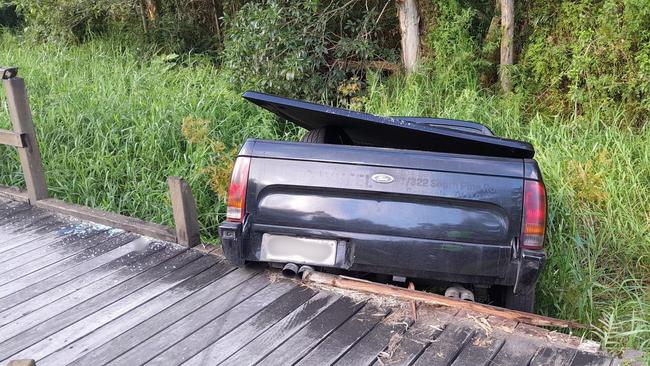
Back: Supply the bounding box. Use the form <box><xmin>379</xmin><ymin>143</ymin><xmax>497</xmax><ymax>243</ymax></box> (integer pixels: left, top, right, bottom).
<box><xmin>0</xmin><ymin>34</ymin><xmax>647</xmax><ymax>354</ymax></box>
<box><xmin>0</xmin><ymin>34</ymin><xmax>298</xmax><ymax>236</ymax></box>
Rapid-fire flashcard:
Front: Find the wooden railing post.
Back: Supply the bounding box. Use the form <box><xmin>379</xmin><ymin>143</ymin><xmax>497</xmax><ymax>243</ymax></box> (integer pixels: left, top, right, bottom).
<box><xmin>167</xmin><ymin>176</ymin><xmax>201</xmax><ymax>247</ymax></box>
<box><xmin>2</xmin><ymin>69</ymin><xmax>48</xmax><ymax>204</ymax></box>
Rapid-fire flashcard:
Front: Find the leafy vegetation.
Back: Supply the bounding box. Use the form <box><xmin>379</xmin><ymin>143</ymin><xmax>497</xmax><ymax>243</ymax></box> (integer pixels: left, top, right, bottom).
<box><xmin>0</xmin><ymin>34</ymin><xmax>294</xmax><ymax>236</ymax></box>
<box><xmin>0</xmin><ymin>0</ymin><xmax>648</xmax><ymax>357</ymax></box>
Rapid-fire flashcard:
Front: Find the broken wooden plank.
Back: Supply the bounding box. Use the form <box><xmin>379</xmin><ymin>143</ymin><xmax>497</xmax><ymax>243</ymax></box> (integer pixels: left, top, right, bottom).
<box><xmin>303</xmin><ymin>270</ymin><xmax>588</xmax><ymax>329</ymax></box>
<box><xmin>375</xmin><ymin>306</ymin><xmax>458</xmax><ymax>366</ymax></box>
<box><xmin>334</xmin><ymin>312</ymin><xmax>413</xmax><ymax>366</ymax></box>
<box><xmin>411</xmin><ymin>323</ymin><xmax>475</xmax><ymax>366</ymax></box>
<box><xmin>529</xmin><ymin>346</ymin><xmax>577</xmax><ymax>366</ymax></box>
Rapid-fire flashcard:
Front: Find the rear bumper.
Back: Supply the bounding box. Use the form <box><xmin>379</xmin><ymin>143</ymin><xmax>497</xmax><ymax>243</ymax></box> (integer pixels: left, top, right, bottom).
<box><xmin>219</xmin><ymin>221</ymin><xmax>545</xmax><ymax>293</ymax></box>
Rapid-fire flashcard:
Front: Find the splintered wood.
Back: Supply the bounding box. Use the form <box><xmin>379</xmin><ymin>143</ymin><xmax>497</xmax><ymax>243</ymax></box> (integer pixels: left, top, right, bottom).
<box><xmin>302</xmin><ymin>270</ymin><xmax>588</xmax><ymax>329</ymax></box>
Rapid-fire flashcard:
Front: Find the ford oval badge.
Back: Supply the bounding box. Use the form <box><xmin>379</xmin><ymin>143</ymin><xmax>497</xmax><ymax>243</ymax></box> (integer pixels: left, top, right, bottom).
<box><xmin>371</xmin><ymin>173</ymin><xmax>394</xmax><ymax>184</ymax></box>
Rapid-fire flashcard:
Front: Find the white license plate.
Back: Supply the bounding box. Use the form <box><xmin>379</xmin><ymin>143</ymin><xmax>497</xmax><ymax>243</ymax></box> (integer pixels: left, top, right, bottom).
<box><xmin>260</xmin><ymin>234</ymin><xmax>337</xmax><ymax>266</ymax></box>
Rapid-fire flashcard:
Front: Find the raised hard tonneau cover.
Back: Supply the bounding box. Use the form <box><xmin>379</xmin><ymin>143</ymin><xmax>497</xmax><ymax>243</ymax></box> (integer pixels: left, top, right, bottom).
<box><xmin>243</xmin><ymin>91</ymin><xmax>534</xmax><ymax>159</ymax></box>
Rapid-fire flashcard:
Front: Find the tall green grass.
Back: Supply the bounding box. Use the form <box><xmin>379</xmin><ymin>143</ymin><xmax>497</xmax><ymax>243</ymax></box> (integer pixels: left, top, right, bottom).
<box><xmin>0</xmin><ymin>33</ymin><xmax>298</xmax><ymax>237</ymax></box>
<box><xmin>0</xmin><ymin>31</ymin><xmax>647</xmax><ymax>355</ymax></box>
<box><xmin>364</xmin><ymin>71</ymin><xmax>650</xmax><ymax>355</ymax></box>
<box><xmin>363</xmin><ymin>5</ymin><xmax>649</xmax><ymax>353</ymax></box>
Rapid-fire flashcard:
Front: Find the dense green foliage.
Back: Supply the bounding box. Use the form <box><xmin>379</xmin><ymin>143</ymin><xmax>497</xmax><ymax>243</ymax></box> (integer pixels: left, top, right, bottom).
<box><xmin>222</xmin><ymin>0</ymin><xmax>396</xmax><ymax>99</ymax></box>
<box><xmin>521</xmin><ymin>0</ymin><xmax>650</xmax><ymax>123</ymax></box>
<box><xmin>0</xmin><ymin>0</ymin><xmax>648</xmax><ymax>357</ymax></box>
<box><xmin>365</xmin><ymin>10</ymin><xmax>650</xmax><ymax>352</ymax></box>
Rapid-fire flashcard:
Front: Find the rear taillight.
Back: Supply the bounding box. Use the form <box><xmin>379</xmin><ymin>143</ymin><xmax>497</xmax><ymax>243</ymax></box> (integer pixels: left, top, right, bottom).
<box><xmin>522</xmin><ymin>180</ymin><xmax>546</xmax><ymax>250</ymax></box>
<box><xmin>226</xmin><ymin>157</ymin><xmax>251</xmax><ymax>223</ymax></box>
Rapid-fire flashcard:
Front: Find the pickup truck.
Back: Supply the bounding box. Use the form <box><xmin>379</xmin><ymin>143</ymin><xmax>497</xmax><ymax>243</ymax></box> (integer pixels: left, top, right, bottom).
<box><xmin>219</xmin><ymin>91</ymin><xmax>546</xmax><ymax>312</ymax></box>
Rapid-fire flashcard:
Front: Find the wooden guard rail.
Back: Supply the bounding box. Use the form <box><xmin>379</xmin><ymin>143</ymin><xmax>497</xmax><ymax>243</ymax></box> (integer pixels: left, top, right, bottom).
<box><xmin>0</xmin><ymin>67</ymin><xmax>201</xmax><ymax>247</ymax></box>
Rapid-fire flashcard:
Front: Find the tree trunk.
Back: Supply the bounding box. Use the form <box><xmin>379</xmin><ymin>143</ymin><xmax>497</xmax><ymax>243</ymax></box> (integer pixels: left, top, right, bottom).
<box><xmin>499</xmin><ymin>0</ymin><xmax>514</xmax><ymax>93</ymax></box>
<box><xmin>211</xmin><ymin>0</ymin><xmax>224</xmax><ymax>43</ymax></box>
<box><xmin>143</xmin><ymin>0</ymin><xmax>158</xmax><ymax>22</ymax></box>
<box><xmin>397</xmin><ymin>0</ymin><xmax>420</xmax><ymax>74</ymax></box>
<box><xmin>480</xmin><ymin>1</ymin><xmax>501</xmax><ymax>86</ymax></box>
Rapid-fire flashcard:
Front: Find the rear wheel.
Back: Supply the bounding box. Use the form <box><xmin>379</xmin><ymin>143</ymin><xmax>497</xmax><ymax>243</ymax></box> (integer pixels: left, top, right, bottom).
<box><xmin>301</xmin><ymin>127</ymin><xmax>351</xmax><ymax>144</ymax></box>
<box><xmin>502</xmin><ymin>284</ymin><xmax>536</xmax><ymax>313</ymax></box>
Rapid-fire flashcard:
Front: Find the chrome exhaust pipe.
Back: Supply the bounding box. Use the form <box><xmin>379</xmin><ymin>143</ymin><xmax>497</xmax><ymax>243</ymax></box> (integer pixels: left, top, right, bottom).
<box><xmin>282</xmin><ymin>263</ymin><xmax>299</xmax><ymax>277</ymax></box>
<box><xmin>297</xmin><ymin>265</ymin><xmax>314</xmax><ymax>277</ymax></box>
<box><xmin>445</xmin><ymin>284</ymin><xmax>475</xmax><ymax>302</ymax></box>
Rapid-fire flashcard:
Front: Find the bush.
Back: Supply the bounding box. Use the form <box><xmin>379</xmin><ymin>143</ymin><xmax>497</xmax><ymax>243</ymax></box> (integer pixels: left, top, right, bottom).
<box><xmin>221</xmin><ymin>0</ymin><xmax>398</xmax><ymax>100</ymax></box>
<box><xmin>520</xmin><ymin>0</ymin><xmax>650</xmax><ymax>124</ymax></box>
<box><xmin>221</xmin><ymin>0</ymin><xmax>329</xmax><ymax>99</ymax></box>
<box><xmin>12</xmin><ymin>0</ymin><xmax>134</xmax><ymax>42</ymax></box>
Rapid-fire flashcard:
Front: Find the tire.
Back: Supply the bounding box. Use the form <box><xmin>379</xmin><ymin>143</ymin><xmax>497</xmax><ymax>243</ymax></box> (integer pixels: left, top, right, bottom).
<box><xmin>503</xmin><ymin>284</ymin><xmax>536</xmax><ymax>313</ymax></box>
<box><xmin>302</xmin><ymin>127</ymin><xmax>328</xmax><ymax>143</ymax></box>
<box><xmin>301</xmin><ymin>127</ymin><xmax>351</xmax><ymax>145</ymax></box>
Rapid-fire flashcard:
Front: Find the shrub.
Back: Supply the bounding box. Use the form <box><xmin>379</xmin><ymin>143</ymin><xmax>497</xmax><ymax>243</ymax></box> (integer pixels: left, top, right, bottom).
<box><xmin>520</xmin><ymin>0</ymin><xmax>650</xmax><ymax>124</ymax></box>
<box><xmin>221</xmin><ymin>0</ymin><xmax>397</xmax><ymax>100</ymax></box>
<box><xmin>12</xmin><ymin>0</ymin><xmax>134</xmax><ymax>42</ymax></box>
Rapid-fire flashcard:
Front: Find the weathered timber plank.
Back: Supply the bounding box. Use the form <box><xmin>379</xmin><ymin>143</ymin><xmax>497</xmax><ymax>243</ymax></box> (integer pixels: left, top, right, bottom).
<box><xmin>45</xmin><ymin>262</ymin><xmax>233</xmax><ymax>365</ymax></box>
<box><xmin>0</xmin><ymin>129</ymin><xmax>23</xmax><ymax>147</ymax></box>
<box><xmin>0</xmin><ymin>245</ymin><xmax>191</xmax><ymax>359</ymax></box>
<box><xmin>68</xmin><ymin>267</ymin><xmax>263</xmax><ymax>366</ymax></box>
<box><xmin>0</xmin><ymin>217</ymin><xmax>93</xmax><ymax>254</ymax></box>
<box><xmin>0</xmin><ymin>226</ymin><xmax>110</xmax><ymax>276</ymax></box>
<box><xmin>0</xmin><ymin>186</ymin><xmax>29</xmax><ymax>203</ymax></box>
<box><xmin>4</xmin><ymin>77</ymin><xmax>48</xmax><ymax>202</ymax></box>
<box><xmin>152</xmin><ymin>286</ymin><xmax>316</xmax><ymax>366</ymax></box>
<box><xmin>294</xmin><ymin>305</ymin><xmax>390</xmax><ymax>366</ymax></box>
<box><xmin>111</xmin><ymin>278</ymin><xmax>289</xmax><ymax>365</ymax></box>
<box><xmin>0</xmin><ymin>235</ymin><xmax>143</xmax><ymax>323</ymax></box>
<box><xmin>0</xmin><ymin>219</ymin><xmax>101</xmax><ymax>263</ymax></box>
<box><xmin>489</xmin><ymin>336</ymin><xmax>539</xmax><ymax>366</ymax></box>
<box><xmin>570</xmin><ymin>350</ymin><xmax>614</xmax><ymax>366</ymax></box>
<box><xmin>529</xmin><ymin>346</ymin><xmax>578</xmax><ymax>366</ymax></box>
<box><xmin>450</xmin><ymin>332</ymin><xmax>505</xmax><ymax>366</ymax></box>
<box><xmin>0</xmin><ymin>203</ymin><xmax>48</xmax><ymax>224</ymax></box>
<box><xmin>256</xmin><ymin>298</ymin><xmax>365</xmax><ymax>366</ymax></box>
<box><xmin>221</xmin><ymin>293</ymin><xmax>344</xmax><ymax>366</ymax></box>
<box><xmin>0</xmin><ymin>210</ymin><xmax>55</xmax><ymax>239</ymax></box>
<box><xmin>0</xmin><ymin>241</ymin><xmax>170</xmax><ymax>341</ymax></box>
<box><xmin>410</xmin><ymin>323</ymin><xmax>476</xmax><ymax>366</ymax></box>
<box><xmin>516</xmin><ymin>322</ymin><xmax>583</xmax><ymax>348</ymax></box>
<box><xmin>0</xmin><ymin>202</ymin><xmax>30</xmax><ymax>222</ymax></box>
<box><xmin>31</xmin><ymin>256</ymin><xmax>225</xmax><ymax>363</ymax></box>
<box><xmin>375</xmin><ymin>306</ymin><xmax>458</xmax><ymax>366</ymax></box>
<box><xmin>0</xmin><ymin>231</ymin><xmax>133</xmax><ymax>293</ymax></box>
<box><xmin>35</xmin><ymin>198</ymin><xmax>176</xmax><ymax>242</ymax></box>
<box><xmin>333</xmin><ymin>312</ymin><xmax>414</xmax><ymax>366</ymax></box>
<box><xmin>303</xmin><ymin>271</ymin><xmax>587</xmax><ymax>329</ymax></box>
<box><xmin>0</xmin><ymin>223</ymin><xmax>73</xmax><ymax>259</ymax></box>
<box><xmin>168</xmin><ymin>176</ymin><xmax>200</xmax><ymax>247</ymax></box>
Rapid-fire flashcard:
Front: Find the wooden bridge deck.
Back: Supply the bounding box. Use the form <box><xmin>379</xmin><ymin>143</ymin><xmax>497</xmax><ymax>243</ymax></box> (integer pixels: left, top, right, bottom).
<box><xmin>0</xmin><ymin>196</ymin><xmax>622</xmax><ymax>366</ymax></box>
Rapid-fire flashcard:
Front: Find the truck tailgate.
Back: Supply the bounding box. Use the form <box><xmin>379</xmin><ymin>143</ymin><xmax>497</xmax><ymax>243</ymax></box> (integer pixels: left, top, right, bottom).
<box><xmin>241</xmin><ymin>140</ymin><xmax>525</xmax><ymax>279</ymax></box>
